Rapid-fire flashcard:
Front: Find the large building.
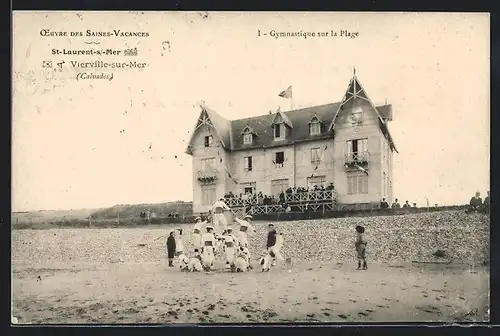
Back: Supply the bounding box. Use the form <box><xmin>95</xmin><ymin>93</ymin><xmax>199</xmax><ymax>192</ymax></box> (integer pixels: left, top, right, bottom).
<box><xmin>185</xmin><ymin>72</ymin><xmax>398</xmax><ymax>215</ymax></box>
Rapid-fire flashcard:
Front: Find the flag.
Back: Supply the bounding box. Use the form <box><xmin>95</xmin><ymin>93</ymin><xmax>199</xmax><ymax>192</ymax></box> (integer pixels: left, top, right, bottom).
<box><xmin>278</xmin><ymin>86</ymin><xmax>292</xmax><ymax>99</ymax></box>
<box><xmin>355</xmin><ymin>164</ymin><xmax>369</xmax><ymax>176</ymax></box>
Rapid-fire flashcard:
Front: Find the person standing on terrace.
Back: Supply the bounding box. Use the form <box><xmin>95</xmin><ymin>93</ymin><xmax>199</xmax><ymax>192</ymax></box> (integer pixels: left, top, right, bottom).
<box><xmin>391</xmin><ymin>199</ymin><xmax>401</xmax><ymax>208</ymax></box>
<box><xmin>355</xmin><ymin>225</ymin><xmax>368</xmax><ymax>270</ymax></box>
<box><xmin>212</xmin><ymin>198</ymin><xmax>231</xmax><ymax>234</ymax></box>
<box><xmin>483</xmin><ymin>191</ymin><xmax>490</xmax><ymax>213</ymax></box>
<box><xmin>380</xmin><ymin>198</ymin><xmax>389</xmax><ymax>209</ymax></box>
<box><xmin>402</xmin><ymin>200</ymin><xmax>411</xmax><ymax>208</ymax></box>
<box><xmin>467</xmin><ymin>192</ymin><xmax>483</xmax><ymax>213</ymax></box>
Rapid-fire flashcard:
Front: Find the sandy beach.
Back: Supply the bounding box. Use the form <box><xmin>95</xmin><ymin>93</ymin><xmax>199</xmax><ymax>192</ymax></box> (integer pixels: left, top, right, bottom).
<box><xmin>12</xmin><ymin>212</ymin><xmax>490</xmax><ymax>324</ymax></box>
<box><xmin>12</xmin><ymin>259</ymin><xmax>489</xmax><ymax>324</ymax></box>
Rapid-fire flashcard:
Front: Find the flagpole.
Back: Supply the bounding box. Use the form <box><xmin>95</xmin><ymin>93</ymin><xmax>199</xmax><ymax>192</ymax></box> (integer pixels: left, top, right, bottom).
<box><xmin>291</xmin><ymin>96</ymin><xmax>294</xmax><ymax>111</ymax></box>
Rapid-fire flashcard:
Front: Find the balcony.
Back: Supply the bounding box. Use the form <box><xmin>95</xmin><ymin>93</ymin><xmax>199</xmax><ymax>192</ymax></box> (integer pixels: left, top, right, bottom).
<box><xmin>197</xmin><ymin>168</ymin><xmax>218</xmax><ymax>184</ymax></box>
<box><xmin>344</xmin><ymin>151</ymin><xmax>370</xmax><ymax>170</ymax></box>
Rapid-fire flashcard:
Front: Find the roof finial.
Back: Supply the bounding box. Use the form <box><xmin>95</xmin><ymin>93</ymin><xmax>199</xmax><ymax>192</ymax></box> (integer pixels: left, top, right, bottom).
<box><xmin>385</xmin><ymin>98</ymin><xmax>387</xmax><ymax>105</ymax></box>
<box><xmin>353</xmin><ymin>66</ymin><xmax>356</xmax><ymax>77</ymax></box>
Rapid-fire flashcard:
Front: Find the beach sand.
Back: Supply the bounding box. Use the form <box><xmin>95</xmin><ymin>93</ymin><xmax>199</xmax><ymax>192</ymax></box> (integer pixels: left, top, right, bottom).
<box><xmin>12</xmin><ymin>259</ymin><xmax>489</xmax><ymax>324</ymax></box>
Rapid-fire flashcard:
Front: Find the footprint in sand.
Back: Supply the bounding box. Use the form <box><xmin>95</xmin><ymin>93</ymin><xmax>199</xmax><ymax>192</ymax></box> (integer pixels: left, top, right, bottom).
<box><xmin>324</xmin><ymin>312</ymin><xmax>331</xmax><ymax>316</ymax></box>
<box><xmin>358</xmin><ymin>311</ymin><xmax>369</xmax><ymax>317</ymax></box>
<box><xmin>376</xmin><ymin>305</ymin><xmax>388</xmax><ymax>308</ymax></box>
<box><xmin>366</xmin><ymin>309</ymin><xmax>374</xmax><ymax>313</ymax></box>
<box><xmin>218</xmin><ymin>314</ymin><xmax>230</xmax><ymax>318</ymax></box>
<box><xmin>349</xmin><ymin>299</ymin><xmax>357</xmax><ymax>303</ymax></box>
<box><xmin>207</xmin><ymin>304</ymin><xmax>215</xmax><ymax>311</ymax></box>
<box><xmin>202</xmin><ymin>311</ymin><xmax>209</xmax><ymax>315</ymax></box>
<box><xmin>382</xmin><ymin>298</ymin><xmax>391</xmax><ymax>301</ymax></box>
<box><xmin>338</xmin><ymin>314</ymin><xmax>348</xmax><ymax>319</ymax></box>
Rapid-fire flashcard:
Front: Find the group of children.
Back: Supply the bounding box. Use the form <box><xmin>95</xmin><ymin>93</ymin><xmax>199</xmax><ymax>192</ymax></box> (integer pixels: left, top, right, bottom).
<box><xmin>166</xmin><ymin>211</ymin><xmax>259</xmax><ymax>273</ymax></box>
<box><xmin>165</xmin><ymin>197</ymin><xmax>368</xmax><ymax>272</ymax></box>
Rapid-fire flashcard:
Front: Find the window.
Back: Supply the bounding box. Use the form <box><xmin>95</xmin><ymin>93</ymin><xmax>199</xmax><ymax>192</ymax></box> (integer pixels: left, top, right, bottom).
<box><xmin>204</xmin><ymin>135</ymin><xmax>213</xmax><ymax>147</ymax></box>
<box><xmin>271</xmin><ymin>179</ymin><xmax>289</xmax><ymax>197</ymax></box>
<box><xmin>351</xmin><ymin>105</ymin><xmax>363</xmax><ymax>125</ymax></box>
<box><xmin>201</xmin><ymin>185</ymin><xmax>216</xmax><ymax>205</ymax></box>
<box><xmin>275</xmin><ymin>151</ymin><xmax>285</xmax><ymax>167</ymax></box>
<box><xmin>307</xmin><ymin>175</ymin><xmax>326</xmax><ymax>189</ymax></box>
<box><xmin>243</xmin><ymin>133</ymin><xmax>253</xmax><ymax>145</ymax></box>
<box><xmin>201</xmin><ymin>158</ymin><xmax>215</xmax><ymax>171</ymax></box>
<box><xmin>347</xmin><ymin>173</ymin><xmax>368</xmax><ymax>194</ymax></box>
<box><xmin>311</xmin><ymin>148</ymin><xmax>321</xmax><ymax>164</ymax></box>
<box><xmin>244</xmin><ymin>156</ymin><xmax>253</xmax><ymax>172</ymax></box>
<box><xmin>310</xmin><ymin>122</ymin><xmax>321</xmax><ymax>136</ymax></box>
<box><xmin>346</xmin><ymin>138</ymin><xmax>368</xmax><ymax>161</ymax></box>
<box><xmin>240</xmin><ymin>182</ymin><xmax>256</xmax><ymax>195</ymax></box>
<box><xmin>274</xmin><ymin>124</ymin><xmax>284</xmax><ymax>140</ymax></box>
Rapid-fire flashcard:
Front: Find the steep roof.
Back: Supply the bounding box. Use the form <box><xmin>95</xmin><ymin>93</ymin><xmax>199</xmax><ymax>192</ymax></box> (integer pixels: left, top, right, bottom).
<box><xmin>186</xmin><ymin>75</ymin><xmax>397</xmax><ymax>154</ymax></box>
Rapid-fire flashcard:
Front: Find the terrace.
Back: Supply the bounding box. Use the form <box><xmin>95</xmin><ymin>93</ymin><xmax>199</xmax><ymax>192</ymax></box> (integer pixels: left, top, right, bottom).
<box><xmin>224</xmin><ymin>187</ymin><xmax>338</xmax><ymax>215</ymax></box>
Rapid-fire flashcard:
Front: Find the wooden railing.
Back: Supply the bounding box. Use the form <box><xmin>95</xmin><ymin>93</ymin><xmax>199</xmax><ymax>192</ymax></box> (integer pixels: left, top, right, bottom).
<box><xmin>284</xmin><ymin>190</ymin><xmax>337</xmax><ymax>204</ymax></box>
<box><xmin>224</xmin><ymin>190</ymin><xmax>337</xmax><ymax>208</ymax></box>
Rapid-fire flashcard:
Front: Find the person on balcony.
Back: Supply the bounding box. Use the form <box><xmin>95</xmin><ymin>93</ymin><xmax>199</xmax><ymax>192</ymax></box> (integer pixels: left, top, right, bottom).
<box><xmin>380</xmin><ymin>198</ymin><xmax>389</xmax><ymax>209</ymax></box>
<box><xmin>391</xmin><ymin>199</ymin><xmax>401</xmax><ymax>209</ymax></box>
<box><xmin>201</xmin><ymin>225</ymin><xmax>217</xmax><ymax>271</ymax></box>
<box><xmin>467</xmin><ymin>192</ymin><xmax>483</xmax><ymax>214</ymax></box>
<box><xmin>402</xmin><ymin>200</ymin><xmax>411</xmax><ymax>208</ymax></box>
<box><xmin>326</xmin><ymin>183</ymin><xmax>335</xmax><ymax>190</ymax></box>
<box><xmin>234</xmin><ymin>214</ymin><xmax>256</xmax><ymax>269</ymax></box>
<box><xmin>212</xmin><ymin>198</ymin><xmax>231</xmax><ymax>234</ymax></box>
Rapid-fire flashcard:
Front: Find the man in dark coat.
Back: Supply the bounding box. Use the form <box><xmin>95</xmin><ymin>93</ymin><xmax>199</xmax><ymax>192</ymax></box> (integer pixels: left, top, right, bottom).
<box><xmin>166</xmin><ymin>231</ymin><xmax>176</xmax><ymax>267</ymax></box>
<box><xmin>482</xmin><ymin>191</ymin><xmax>490</xmax><ymax>213</ymax></box>
<box><xmin>467</xmin><ymin>192</ymin><xmax>483</xmax><ymax>213</ymax></box>
<box><xmin>380</xmin><ymin>198</ymin><xmax>389</xmax><ymax>209</ymax></box>
<box><xmin>266</xmin><ymin>224</ymin><xmax>277</xmax><ymax>267</ymax></box>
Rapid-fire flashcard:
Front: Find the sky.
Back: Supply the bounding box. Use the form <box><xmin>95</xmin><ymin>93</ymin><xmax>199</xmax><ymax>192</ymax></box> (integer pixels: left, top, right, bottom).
<box><xmin>12</xmin><ymin>12</ymin><xmax>490</xmax><ymax>212</ymax></box>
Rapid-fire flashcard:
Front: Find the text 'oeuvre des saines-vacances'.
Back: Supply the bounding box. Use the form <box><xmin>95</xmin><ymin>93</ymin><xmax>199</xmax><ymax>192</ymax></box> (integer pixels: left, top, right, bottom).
<box><xmin>39</xmin><ymin>29</ymin><xmax>150</xmax><ymax>38</ymax></box>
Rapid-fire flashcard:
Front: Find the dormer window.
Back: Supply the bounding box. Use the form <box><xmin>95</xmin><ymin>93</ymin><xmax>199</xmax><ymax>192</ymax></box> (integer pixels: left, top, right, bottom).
<box><xmin>243</xmin><ymin>133</ymin><xmax>253</xmax><ymax>145</ymax></box>
<box><xmin>309</xmin><ymin>116</ymin><xmax>322</xmax><ymax>136</ymax></box>
<box><xmin>241</xmin><ymin>125</ymin><xmax>257</xmax><ymax>145</ymax></box>
<box><xmin>274</xmin><ymin>123</ymin><xmax>285</xmax><ymax>140</ymax></box>
<box><xmin>271</xmin><ymin>110</ymin><xmax>292</xmax><ymax>141</ymax></box>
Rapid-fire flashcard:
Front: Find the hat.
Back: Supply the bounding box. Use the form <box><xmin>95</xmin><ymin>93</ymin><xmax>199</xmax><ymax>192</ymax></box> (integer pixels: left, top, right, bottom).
<box><xmin>227</xmin><ymin>226</ymin><xmax>233</xmax><ymax>231</ymax></box>
<box><xmin>195</xmin><ymin>216</ymin><xmax>201</xmax><ymax>221</ymax></box>
<box><xmin>244</xmin><ymin>215</ymin><xmax>253</xmax><ymax>220</ymax></box>
<box><xmin>206</xmin><ymin>225</ymin><xmax>214</xmax><ymax>230</ymax></box>
<box><xmin>355</xmin><ymin>225</ymin><xmax>365</xmax><ymax>233</ymax></box>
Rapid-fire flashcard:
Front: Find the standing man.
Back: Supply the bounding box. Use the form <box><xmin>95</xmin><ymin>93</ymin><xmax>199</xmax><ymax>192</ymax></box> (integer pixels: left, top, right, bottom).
<box><xmin>201</xmin><ymin>225</ymin><xmax>217</xmax><ymax>271</ymax></box>
<box><xmin>166</xmin><ymin>231</ymin><xmax>176</xmax><ymax>268</ymax></box>
<box><xmin>212</xmin><ymin>198</ymin><xmax>231</xmax><ymax>234</ymax></box>
<box><xmin>234</xmin><ymin>214</ymin><xmax>256</xmax><ymax>269</ymax></box>
<box><xmin>380</xmin><ymin>198</ymin><xmax>389</xmax><ymax>209</ymax></box>
<box><xmin>266</xmin><ymin>224</ymin><xmax>277</xmax><ymax>266</ymax></box>
<box><xmin>191</xmin><ymin>216</ymin><xmax>206</xmax><ymax>253</ymax></box>
<box><xmin>468</xmin><ymin>192</ymin><xmax>483</xmax><ymax>213</ymax></box>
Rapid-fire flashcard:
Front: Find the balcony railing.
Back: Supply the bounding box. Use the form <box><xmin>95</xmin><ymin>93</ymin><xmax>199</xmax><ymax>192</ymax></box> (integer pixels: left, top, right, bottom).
<box><xmin>285</xmin><ymin>190</ymin><xmax>337</xmax><ymax>204</ymax></box>
<box><xmin>224</xmin><ymin>190</ymin><xmax>337</xmax><ymax>207</ymax></box>
<box><xmin>345</xmin><ymin>151</ymin><xmax>370</xmax><ymax>164</ymax></box>
<box><xmin>197</xmin><ymin>168</ymin><xmax>218</xmax><ymax>183</ymax></box>
<box><xmin>344</xmin><ymin>151</ymin><xmax>370</xmax><ymax>171</ymax></box>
